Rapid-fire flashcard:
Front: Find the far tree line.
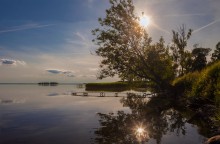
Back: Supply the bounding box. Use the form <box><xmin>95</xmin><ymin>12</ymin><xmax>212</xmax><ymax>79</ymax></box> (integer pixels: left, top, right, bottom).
<box><xmin>171</xmin><ymin>32</ymin><xmax>220</xmax><ymax>76</ymax></box>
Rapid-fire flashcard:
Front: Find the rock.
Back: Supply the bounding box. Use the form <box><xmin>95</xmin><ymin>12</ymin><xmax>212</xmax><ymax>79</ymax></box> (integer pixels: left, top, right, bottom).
<box><xmin>205</xmin><ymin>135</ymin><xmax>220</xmax><ymax>144</ymax></box>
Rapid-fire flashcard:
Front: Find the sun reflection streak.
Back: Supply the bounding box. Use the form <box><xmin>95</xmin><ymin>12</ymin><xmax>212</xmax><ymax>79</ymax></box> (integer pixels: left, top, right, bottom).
<box><xmin>134</xmin><ymin>124</ymin><xmax>149</xmax><ymax>142</ymax></box>
<box><xmin>137</xmin><ymin>127</ymin><xmax>144</xmax><ymax>136</ymax></box>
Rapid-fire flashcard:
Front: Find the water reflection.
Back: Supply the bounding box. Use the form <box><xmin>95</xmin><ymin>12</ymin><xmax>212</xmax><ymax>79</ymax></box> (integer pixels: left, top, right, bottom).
<box><xmin>93</xmin><ymin>94</ymin><xmax>206</xmax><ymax>144</ymax></box>
<box><xmin>0</xmin><ymin>85</ymin><xmax>213</xmax><ymax>143</ymax></box>
<box><xmin>0</xmin><ymin>85</ymin><xmax>127</xmax><ymax>144</ymax></box>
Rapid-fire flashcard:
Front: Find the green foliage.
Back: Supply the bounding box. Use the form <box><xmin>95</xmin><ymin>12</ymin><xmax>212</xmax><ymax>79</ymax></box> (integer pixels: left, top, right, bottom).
<box><xmin>191</xmin><ymin>46</ymin><xmax>211</xmax><ymax>72</ymax></box>
<box><xmin>173</xmin><ymin>62</ymin><xmax>220</xmax><ymax>102</ymax></box>
<box><xmin>172</xmin><ymin>71</ymin><xmax>199</xmax><ymax>95</ymax></box>
<box><xmin>211</xmin><ymin>42</ymin><xmax>220</xmax><ymax>63</ymax></box>
<box><xmin>213</xmin><ymin>109</ymin><xmax>220</xmax><ymax>127</ymax></box>
<box><xmin>191</xmin><ymin>62</ymin><xmax>220</xmax><ymax>101</ymax></box>
<box><xmin>92</xmin><ymin>0</ymin><xmax>175</xmax><ymax>91</ymax></box>
<box><xmin>170</xmin><ymin>25</ymin><xmax>193</xmax><ymax>76</ymax></box>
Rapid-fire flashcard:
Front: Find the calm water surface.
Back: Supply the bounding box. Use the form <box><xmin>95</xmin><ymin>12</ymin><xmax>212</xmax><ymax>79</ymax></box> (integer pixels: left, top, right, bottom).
<box><xmin>0</xmin><ymin>85</ymin><xmax>206</xmax><ymax>144</ymax></box>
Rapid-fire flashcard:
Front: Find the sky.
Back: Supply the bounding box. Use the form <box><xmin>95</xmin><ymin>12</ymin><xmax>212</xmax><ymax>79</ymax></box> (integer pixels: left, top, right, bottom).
<box><xmin>0</xmin><ymin>0</ymin><xmax>219</xmax><ymax>83</ymax></box>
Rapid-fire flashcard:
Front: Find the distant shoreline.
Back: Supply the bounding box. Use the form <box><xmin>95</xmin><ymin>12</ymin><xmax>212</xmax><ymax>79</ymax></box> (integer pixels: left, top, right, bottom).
<box><xmin>0</xmin><ymin>83</ymin><xmax>84</xmax><ymax>85</ymax></box>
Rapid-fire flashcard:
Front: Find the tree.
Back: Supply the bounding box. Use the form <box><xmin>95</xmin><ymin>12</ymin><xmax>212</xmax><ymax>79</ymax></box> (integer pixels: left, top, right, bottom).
<box><xmin>92</xmin><ymin>0</ymin><xmax>174</xmax><ymax>91</ymax></box>
<box><xmin>170</xmin><ymin>25</ymin><xmax>193</xmax><ymax>76</ymax></box>
<box><xmin>191</xmin><ymin>45</ymin><xmax>211</xmax><ymax>71</ymax></box>
<box><xmin>211</xmin><ymin>42</ymin><xmax>220</xmax><ymax>62</ymax></box>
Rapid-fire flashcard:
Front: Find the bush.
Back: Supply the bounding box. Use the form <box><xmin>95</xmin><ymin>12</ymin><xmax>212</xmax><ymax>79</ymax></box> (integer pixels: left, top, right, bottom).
<box><xmin>172</xmin><ymin>61</ymin><xmax>220</xmax><ymax>103</ymax></box>
<box><xmin>191</xmin><ymin>62</ymin><xmax>220</xmax><ymax>102</ymax></box>
<box><xmin>172</xmin><ymin>72</ymin><xmax>199</xmax><ymax>96</ymax></box>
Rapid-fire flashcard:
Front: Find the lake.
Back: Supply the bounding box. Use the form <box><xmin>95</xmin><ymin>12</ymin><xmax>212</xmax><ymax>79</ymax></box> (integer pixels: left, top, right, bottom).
<box><xmin>0</xmin><ymin>85</ymin><xmax>207</xmax><ymax>144</ymax></box>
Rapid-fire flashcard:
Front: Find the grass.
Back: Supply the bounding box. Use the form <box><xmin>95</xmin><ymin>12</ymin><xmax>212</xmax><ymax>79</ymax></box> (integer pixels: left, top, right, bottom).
<box><xmin>173</xmin><ymin>61</ymin><xmax>220</xmax><ymax>104</ymax></box>
<box><xmin>191</xmin><ymin>62</ymin><xmax>220</xmax><ymax>101</ymax></box>
<box><xmin>172</xmin><ymin>71</ymin><xmax>199</xmax><ymax>96</ymax></box>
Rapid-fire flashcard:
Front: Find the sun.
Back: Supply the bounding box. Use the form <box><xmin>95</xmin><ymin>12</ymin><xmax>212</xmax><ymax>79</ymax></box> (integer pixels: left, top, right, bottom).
<box><xmin>140</xmin><ymin>15</ymin><xmax>150</xmax><ymax>27</ymax></box>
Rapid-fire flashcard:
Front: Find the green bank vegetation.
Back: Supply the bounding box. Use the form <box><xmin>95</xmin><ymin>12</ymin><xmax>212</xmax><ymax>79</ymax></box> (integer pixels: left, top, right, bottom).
<box><xmin>173</xmin><ymin>61</ymin><xmax>220</xmax><ymax>103</ymax></box>
<box><xmin>172</xmin><ymin>62</ymin><xmax>220</xmax><ymax>127</ymax></box>
<box><xmin>86</xmin><ymin>81</ymin><xmax>149</xmax><ymax>92</ymax></box>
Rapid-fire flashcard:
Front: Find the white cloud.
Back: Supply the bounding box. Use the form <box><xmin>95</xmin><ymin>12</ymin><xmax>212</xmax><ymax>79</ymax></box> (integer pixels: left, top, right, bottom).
<box><xmin>46</xmin><ymin>69</ymin><xmax>97</xmax><ymax>78</ymax></box>
<box><xmin>46</xmin><ymin>69</ymin><xmax>75</xmax><ymax>77</ymax></box>
<box><xmin>78</xmin><ymin>74</ymin><xmax>96</xmax><ymax>78</ymax></box>
<box><xmin>46</xmin><ymin>69</ymin><xmax>63</xmax><ymax>74</ymax></box>
<box><xmin>0</xmin><ymin>20</ymin><xmax>117</xmax><ymax>83</ymax></box>
<box><xmin>0</xmin><ymin>23</ymin><xmax>55</xmax><ymax>34</ymax></box>
<box><xmin>0</xmin><ymin>58</ymin><xmax>26</xmax><ymax>66</ymax></box>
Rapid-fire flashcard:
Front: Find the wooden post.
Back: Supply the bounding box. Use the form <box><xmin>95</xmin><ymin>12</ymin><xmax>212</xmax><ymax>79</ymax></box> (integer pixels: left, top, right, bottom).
<box><xmin>100</xmin><ymin>92</ymin><xmax>105</xmax><ymax>97</ymax></box>
<box><xmin>72</xmin><ymin>92</ymin><xmax>77</xmax><ymax>96</ymax></box>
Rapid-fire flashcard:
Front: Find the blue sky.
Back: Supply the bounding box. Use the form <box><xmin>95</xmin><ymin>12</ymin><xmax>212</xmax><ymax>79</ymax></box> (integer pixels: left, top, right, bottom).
<box><xmin>0</xmin><ymin>0</ymin><xmax>219</xmax><ymax>83</ymax></box>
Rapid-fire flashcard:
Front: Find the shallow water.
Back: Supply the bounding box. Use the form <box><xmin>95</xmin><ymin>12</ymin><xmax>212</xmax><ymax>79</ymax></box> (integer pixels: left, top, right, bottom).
<box><xmin>0</xmin><ymin>85</ymin><xmax>206</xmax><ymax>144</ymax></box>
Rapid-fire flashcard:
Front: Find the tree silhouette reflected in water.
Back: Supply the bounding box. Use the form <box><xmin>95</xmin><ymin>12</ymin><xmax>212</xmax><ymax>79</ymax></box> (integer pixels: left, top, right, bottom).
<box><xmin>93</xmin><ymin>94</ymin><xmax>188</xmax><ymax>144</ymax></box>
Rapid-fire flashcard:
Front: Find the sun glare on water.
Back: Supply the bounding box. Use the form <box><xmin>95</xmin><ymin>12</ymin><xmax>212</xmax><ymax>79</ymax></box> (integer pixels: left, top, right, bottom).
<box><xmin>137</xmin><ymin>127</ymin><xmax>144</xmax><ymax>135</ymax></box>
<box><xmin>134</xmin><ymin>126</ymin><xmax>149</xmax><ymax>142</ymax></box>
<box><xmin>140</xmin><ymin>15</ymin><xmax>150</xmax><ymax>27</ymax></box>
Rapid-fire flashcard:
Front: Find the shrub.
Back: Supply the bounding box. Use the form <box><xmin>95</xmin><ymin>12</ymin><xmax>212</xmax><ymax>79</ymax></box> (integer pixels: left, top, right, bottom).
<box><xmin>173</xmin><ymin>61</ymin><xmax>220</xmax><ymax>102</ymax></box>
<box><xmin>172</xmin><ymin>72</ymin><xmax>199</xmax><ymax>96</ymax></box>
<box><xmin>191</xmin><ymin>62</ymin><xmax>220</xmax><ymax>102</ymax></box>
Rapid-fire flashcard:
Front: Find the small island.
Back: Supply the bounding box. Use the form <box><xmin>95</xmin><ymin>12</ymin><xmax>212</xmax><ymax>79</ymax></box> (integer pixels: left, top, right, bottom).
<box><xmin>38</xmin><ymin>82</ymin><xmax>59</xmax><ymax>86</ymax></box>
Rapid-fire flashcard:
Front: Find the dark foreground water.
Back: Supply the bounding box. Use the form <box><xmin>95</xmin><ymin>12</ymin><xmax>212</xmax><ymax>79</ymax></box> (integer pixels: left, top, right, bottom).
<box><xmin>0</xmin><ymin>85</ymin><xmax>207</xmax><ymax>144</ymax></box>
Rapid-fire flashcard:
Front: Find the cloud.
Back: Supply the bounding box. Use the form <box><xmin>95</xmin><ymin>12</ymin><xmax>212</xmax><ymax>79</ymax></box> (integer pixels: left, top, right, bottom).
<box><xmin>46</xmin><ymin>69</ymin><xmax>62</xmax><ymax>74</ymax></box>
<box><xmin>0</xmin><ymin>23</ymin><xmax>55</xmax><ymax>34</ymax></box>
<box><xmin>46</xmin><ymin>69</ymin><xmax>75</xmax><ymax>77</ymax></box>
<box><xmin>0</xmin><ymin>58</ymin><xmax>26</xmax><ymax>66</ymax></box>
<box><xmin>79</xmin><ymin>74</ymin><xmax>96</xmax><ymax>78</ymax></box>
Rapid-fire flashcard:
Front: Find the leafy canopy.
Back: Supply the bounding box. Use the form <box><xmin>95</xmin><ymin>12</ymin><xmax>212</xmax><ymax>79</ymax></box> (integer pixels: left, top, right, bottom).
<box><xmin>211</xmin><ymin>42</ymin><xmax>220</xmax><ymax>62</ymax></box>
<box><xmin>171</xmin><ymin>25</ymin><xmax>193</xmax><ymax>76</ymax></box>
<box><xmin>92</xmin><ymin>0</ymin><xmax>174</xmax><ymax>90</ymax></box>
